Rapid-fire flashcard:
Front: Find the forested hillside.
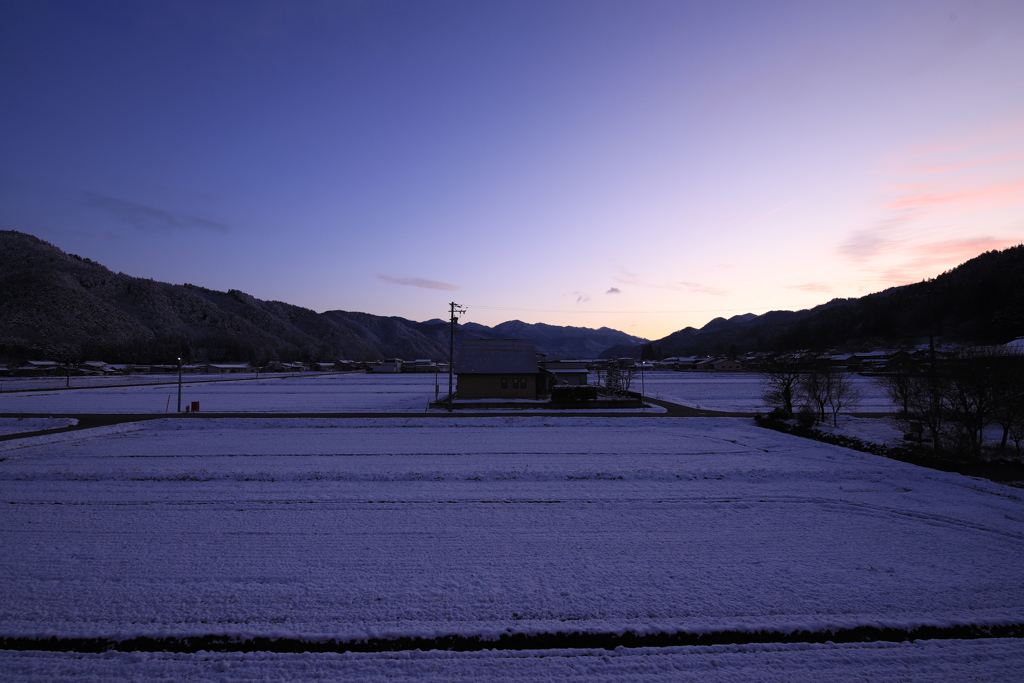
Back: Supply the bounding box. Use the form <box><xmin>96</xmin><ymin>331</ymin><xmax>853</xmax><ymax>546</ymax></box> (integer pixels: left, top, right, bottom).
<box><xmin>0</xmin><ymin>231</ymin><xmax>646</xmax><ymax>363</ymax></box>
<box><xmin>604</xmin><ymin>244</ymin><xmax>1024</xmax><ymax>358</ymax></box>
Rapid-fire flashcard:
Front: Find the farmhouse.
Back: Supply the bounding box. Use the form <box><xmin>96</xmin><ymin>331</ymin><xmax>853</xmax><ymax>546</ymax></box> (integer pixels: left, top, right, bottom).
<box><xmin>540</xmin><ymin>359</ymin><xmax>589</xmax><ymax>386</ymax></box>
<box><xmin>371</xmin><ymin>359</ymin><xmax>403</xmax><ymax>373</ymax></box>
<box><xmin>455</xmin><ymin>339</ymin><xmax>542</xmax><ymax>399</ymax></box>
<box><xmin>205</xmin><ymin>362</ymin><xmax>254</xmax><ymax>374</ymax></box>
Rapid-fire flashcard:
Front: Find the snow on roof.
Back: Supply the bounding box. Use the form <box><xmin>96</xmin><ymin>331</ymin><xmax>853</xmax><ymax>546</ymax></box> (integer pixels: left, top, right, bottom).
<box><xmin>1004</xmin><ymin>338</ymin><xmax>1024</xmax><ymax>352</ymax></box>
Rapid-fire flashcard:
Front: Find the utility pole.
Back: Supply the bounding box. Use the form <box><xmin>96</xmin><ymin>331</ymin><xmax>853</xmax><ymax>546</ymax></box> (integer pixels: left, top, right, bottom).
<box><xmin>447</xmin><ymin>301</ymin><xmax>466</xmax><ymax>412</ymax></box>
<box><xmin>177</xmin><ymin>356</ymin><xmax>183</xmax><ymax>413</ymax></box>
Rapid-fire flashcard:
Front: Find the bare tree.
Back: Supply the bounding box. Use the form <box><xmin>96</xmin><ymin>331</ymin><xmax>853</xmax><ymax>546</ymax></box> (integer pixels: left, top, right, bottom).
<box><xmin>825</xmin><ymin>366</ymin><xmax>862</xmax><ymax>426</ymax></box>
<box><xmin>989</xmin><ymin>349</ymin><xmax>1024</xmax><ymax>452</ymax></box>
<box><xmin>941</xmin><ymin>347</ymin><xmax>1001</xmax><ymax>460</ymax></box>
<box><xmin>797</xmin><ymin>357</ymin><xmax>829</xmax><ymax>422</ymax></box>
<box><xmin>797</xmin><ymin>358</ymin><xmax>862</xmax><ymax>426</ymax></box>
<box><xmin>759</xmin><ymin>354</ymin><xmax>804</xmax><ymax>415</ymax></box>
<box><xmin>876</xmin><ymin>345</ymin><xmax>1021</xmax><ymax>460</ymax></box>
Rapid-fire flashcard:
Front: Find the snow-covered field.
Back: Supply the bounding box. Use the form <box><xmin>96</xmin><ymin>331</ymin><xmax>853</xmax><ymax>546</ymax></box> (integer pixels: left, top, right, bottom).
<box><xmin>0</xmin><ymin>372</ymin><xmax>440</xmax><ymax>414</ymax></box>
<box><xmin>0</xmin><ymin>371</ymin><xmax>897</xmax><ymax>415</ymax></box>
<box><xmin>2</xmin><ymin>408</ymin><xmax>1023</xmax><ymax>680</ymax></box>
<box><xmin>640</xmin><ymin>372</ymin><xmax>894</xmax><ymax>413</ymax></box>
<box><xmin>0</xmin><ymin>417</ymin><xmax>77</xmax><ymax>436</ymax></box>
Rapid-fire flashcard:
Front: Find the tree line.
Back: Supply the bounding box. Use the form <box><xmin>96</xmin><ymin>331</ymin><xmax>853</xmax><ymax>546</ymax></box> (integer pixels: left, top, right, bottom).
<box><xmin>757</xmin><ymin>348</ymin><xmax>1024</xmax><ymax>460</ymax></box>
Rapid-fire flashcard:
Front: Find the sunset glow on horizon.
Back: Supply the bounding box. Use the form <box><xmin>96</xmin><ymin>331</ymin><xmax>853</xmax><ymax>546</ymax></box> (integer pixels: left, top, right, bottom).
<box><xmin>2</xmin><ymin>0</ymin><xmax>1022</xmax><ymax>340</ymax></box>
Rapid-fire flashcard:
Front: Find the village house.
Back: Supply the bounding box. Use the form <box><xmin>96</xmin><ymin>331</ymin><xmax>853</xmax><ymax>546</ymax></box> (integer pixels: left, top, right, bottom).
<box><xmin>455</xmin><ymin>339</ymin><xmax>542</xmax><ymax>400</ymax></box>
<box><xmin>539</xmin><ymin>359</ymin><xmax>589</xmax><ymax>386</ymax></box>
<box><xmin>14</xmin><ymin>360</ymin><xmax>61</xmax><ymax>376</ymax></box>
<box><xmin>368</xmin><ymin>358</ymin><xmax>403</xmax><ymax>373</ymax></box>
<box><xmin>403</xmin><ymin>359</ymin><xmax>438</xmax><ymax>373</ymax></box>
<box><xmin>205</xmin><ymin>362</ymin><xmax>254</xmax><ymax>374</ymax></box>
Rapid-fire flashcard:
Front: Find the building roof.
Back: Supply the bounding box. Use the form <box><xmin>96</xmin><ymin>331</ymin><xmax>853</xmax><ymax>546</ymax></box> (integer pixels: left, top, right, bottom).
<box><xmin>455</xmin><ymin>339</ymin><xmax>539</xmax><ymax>374</ymax></box>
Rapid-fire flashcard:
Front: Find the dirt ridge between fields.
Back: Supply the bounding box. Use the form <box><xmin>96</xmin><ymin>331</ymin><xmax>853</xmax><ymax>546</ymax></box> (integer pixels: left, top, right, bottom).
<box><xmin>2</xmin><ymin>622</ymin><xmax>1022</xmax><ymax>654</ymax></box>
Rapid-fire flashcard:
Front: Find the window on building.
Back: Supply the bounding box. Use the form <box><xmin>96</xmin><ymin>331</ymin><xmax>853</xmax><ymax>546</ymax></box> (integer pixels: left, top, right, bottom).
<box><xmin>501</xmin><ymin>377</ymin><xmax>507</xmax><ymax>389</ymax></box>
<box><xmin>512</xmin><ymin>377</ymin><xmax>519</xmax><ymax>389</ymax></box>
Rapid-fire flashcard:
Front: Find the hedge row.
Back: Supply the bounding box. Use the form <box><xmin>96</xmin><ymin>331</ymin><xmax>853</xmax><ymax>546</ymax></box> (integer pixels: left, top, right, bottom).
<box><xmin>551</xmin><ymin>385</ymin><xmax>599</xmax><ymax>402</ymax></box>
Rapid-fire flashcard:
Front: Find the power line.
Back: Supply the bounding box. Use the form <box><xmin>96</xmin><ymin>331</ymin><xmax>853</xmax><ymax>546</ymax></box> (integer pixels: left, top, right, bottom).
<box><xmin>464</xmin><ymin>304</ymin><xmax>779</xmax><ymax>315</ymax></box>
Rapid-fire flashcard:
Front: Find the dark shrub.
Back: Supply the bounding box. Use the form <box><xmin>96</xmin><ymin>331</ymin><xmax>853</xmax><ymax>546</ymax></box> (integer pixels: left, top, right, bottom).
<box><xmin>551</xmin><ymin>385</ymin><xmax>599</xmax><ymax>402</ymax></box>
<box><xmin>797</xmin><ymin>406</ymin><xmax>817</xmax><ymax>428</ymax></box>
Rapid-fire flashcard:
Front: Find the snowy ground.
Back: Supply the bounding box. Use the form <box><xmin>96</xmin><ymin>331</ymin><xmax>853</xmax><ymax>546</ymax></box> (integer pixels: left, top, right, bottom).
<box><xmin>0</xmin><ymin>417</ymin><xmax>77</xmax><ymax>436</ymax></box>
<box><xmin>0</xmin><ymin>371</ymin><xmax>897</xmax><ymax>416</ymax></box>
<box><xmin>2</xmin><ymin>413</ymin><xmax>1023</xmax><ymax>680</ymax></box>
<box><xmin>0</xmin><ymin>372</ymin><xmax>439</xmax><ymax>414</ymax></box>
<box><xmin>0</xmin><ymin>371</ymin><xmax>290</xmax><ymax>391</ymax></box>
<box><xmin>639</xmin><ymin>372</ymin><xmax>894</xmax><ymax>413</ymax></box>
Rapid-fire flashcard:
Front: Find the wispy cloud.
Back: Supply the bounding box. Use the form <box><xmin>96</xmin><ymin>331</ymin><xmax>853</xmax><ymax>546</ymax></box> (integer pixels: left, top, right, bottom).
<box><xmin>614</xmin><ymin>270</ymin><xmax>729</xmax><ymax>296</ymax></box>
<box><xmin>884</xmin><ymin>236</ymin><xmax>1021</xmax><ymax>282</ymax></box>
<box><xmin>839</xmin><ymin>213</ymin><xmax>918</xmax><ymax>261</ymax></box>
<box><xmin>725</xmin><ymin>200</ymin><xmax>797</xmax><ymax>231</ymax></box>
<box><xmin>908</xmin><ymin>119</ymin><xmax>1024</xmax><ymax>155</ymax></box>
<box><xmin>83</xmin><ymin>192</ymin><xmax>230</xmax><ymax>232</ymax></box>
<box><xmin>883</xmin><ymin>181</ymin><xmax>1024</xmax><ymax>211</ymax></box>
<box><xmin>850</xmin><ymin>236</ymin><xmax>1021</xmax><ymax>287</ymax></box>
<box><xmin>606</xmin><ymin>287</ymin><xmax>621</xmax><ymax>295</ymax></box>
<box><xmin>912</xmin><ymin>153</ymin><xmax>1024</xmax><ymax>175</ymax></box>
<box><xmin>847</xmin><ymin>118</ymin><xmax>1024</xmax><ymax>287</ymax></box>
<box><xmin>786</xmin><ymin>283</ymin><xmax>832</xmax><ymax>293</ymax></box>
<box><xmin>377</xmin><ymin>274</ymin><xmax>459</xmax><ymax>291</ymax></box>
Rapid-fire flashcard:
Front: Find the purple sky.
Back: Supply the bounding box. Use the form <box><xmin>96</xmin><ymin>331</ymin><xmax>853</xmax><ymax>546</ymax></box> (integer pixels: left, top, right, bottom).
<box><xmin>2</xmin><ymin>0</ymin><xmax>1022</xmax><ymax>340</ymax></box>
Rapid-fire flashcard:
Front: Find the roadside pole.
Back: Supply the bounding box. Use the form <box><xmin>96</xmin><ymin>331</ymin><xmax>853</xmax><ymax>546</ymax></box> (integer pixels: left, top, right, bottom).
<box><xmin>447</xmin><ymin>302</ymin><xmax>465</xmax><ymax>412</ymax></box>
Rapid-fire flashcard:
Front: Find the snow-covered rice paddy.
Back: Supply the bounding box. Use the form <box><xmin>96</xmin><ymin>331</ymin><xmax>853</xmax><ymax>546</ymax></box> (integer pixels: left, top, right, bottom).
<box><xmin>0</xmin><ymin>370</ymin><xmax>897</xmax><ymax>415</ymax></box>
<box><xmin>1</xmin><ymin>378</ymin><xmax>1019</xmax><ymax>680</ymax></box>
<box><xmin>0</xmin><ymin>372</ymin><xmax>439</xmax><ymax>414</ymax></box>
<box><xmin>639</xmin><ymin>372</ymin><xmax>893</xmax><ymax>413</ymax></box>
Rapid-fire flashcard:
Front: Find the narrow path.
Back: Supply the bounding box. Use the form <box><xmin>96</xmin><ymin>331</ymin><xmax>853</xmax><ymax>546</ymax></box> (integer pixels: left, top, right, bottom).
<box><xmin>1</xmin><ymin>622</ymin><xmax>1020</xmax><ymax>655</ymax></box>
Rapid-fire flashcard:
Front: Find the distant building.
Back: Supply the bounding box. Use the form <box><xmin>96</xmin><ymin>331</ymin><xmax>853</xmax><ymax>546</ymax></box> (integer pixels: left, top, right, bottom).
<box><xmin>455</xmin><ymin>339</ymin><xmax>541</xmax><ymax>399</ymax></box>
<box><xmin>15</xmin><ymin>360</ymin><xmax>60</xmax><ymax>376</ymax></box>
<box><xmin>404</xmin><ymin>359</ymin><xmax>438</xmax><ymax>373</ymax></box>
<box><xmin>205</xmin><ymin>362</ymin><xmax>254</xmax><ymax>374</ymax></box>
<box><xmin>540</xmin><ymin>360</ymin><xmax>589</xmax><ymax>386</ymax></box>
<box><xmin>370</xmin><ymin>359</ymin><xmax>403</xmax><ymax>373</ymax></box>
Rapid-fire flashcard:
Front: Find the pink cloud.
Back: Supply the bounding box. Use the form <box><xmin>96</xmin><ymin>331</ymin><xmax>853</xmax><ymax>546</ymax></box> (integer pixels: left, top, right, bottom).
<box><xmin>869</xmin><ymin>237</ymin><xmax>1023</xmax><ymax>286</ymax></box>
<box><xmin>909</xmin><ymin>118</ymin><xmax>1024</xmax><ymax>154</ymax></box>
<box><xmin>884</xmin><ymin>181</ymin><xmax>1024</xmax><ymax>211</ymax></box>
<box><xmin>839</xmin><ymin>213</ymin><xmax>920</xmax><ymax>261</ymax></box>
<box><xmin>913</xmin><ymin>153</ymin><xmax>1024</xmax><ymax>175</ymax></box>
<box><xmin>786</xmin><ymin>283</ymin><xmax>832</xmax><ymax>293</ymax></box>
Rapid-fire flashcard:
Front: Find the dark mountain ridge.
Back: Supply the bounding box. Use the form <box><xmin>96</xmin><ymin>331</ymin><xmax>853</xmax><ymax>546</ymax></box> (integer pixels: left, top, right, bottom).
<box><xmin>603</xmin><ymin>245</ymin><xmax>1024</xmax><ymax>359</ymax></box>
<box><xmin>0</xmin><ymin>230</ymin><xmax>647</xmax><ymax>364</ymax></box>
